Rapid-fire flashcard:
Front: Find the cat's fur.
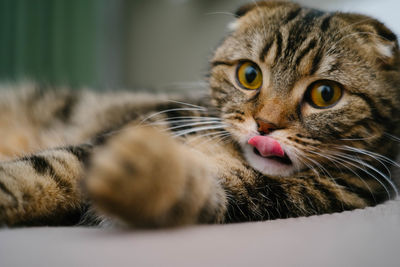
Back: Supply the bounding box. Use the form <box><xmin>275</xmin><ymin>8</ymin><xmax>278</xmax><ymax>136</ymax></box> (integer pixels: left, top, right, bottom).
<box><xmin>0</xmin><ymin>1</ymin><xmax>399</xmax><ymax>227</ymax></box>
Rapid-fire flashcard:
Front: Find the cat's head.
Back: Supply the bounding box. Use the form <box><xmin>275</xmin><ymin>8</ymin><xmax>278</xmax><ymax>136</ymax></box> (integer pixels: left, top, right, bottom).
<box><xmin>209</xmin><ymin>1</ymin><xmax>400</xmax><ymax>177</ymax></box>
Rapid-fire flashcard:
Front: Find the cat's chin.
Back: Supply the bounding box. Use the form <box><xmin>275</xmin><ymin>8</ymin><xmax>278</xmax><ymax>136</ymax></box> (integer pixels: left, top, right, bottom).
<box><xmin>242</xmin><ymin>145</ymin><xmax>297</xmax><ymax>177</ymax></box>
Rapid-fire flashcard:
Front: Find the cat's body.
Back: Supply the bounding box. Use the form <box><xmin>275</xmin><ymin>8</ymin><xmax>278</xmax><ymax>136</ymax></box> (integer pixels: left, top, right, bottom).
<box><xmin>0</xmin><ymin>1</ymin><xmax>399</xmax><ymax>227</ymax></box>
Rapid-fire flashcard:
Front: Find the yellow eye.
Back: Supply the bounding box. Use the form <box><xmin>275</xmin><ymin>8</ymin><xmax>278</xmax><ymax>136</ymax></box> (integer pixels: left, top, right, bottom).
<box><xmin>306</xmin><ymin>80</ymin><xmax>343</xmax><ymax>108</ymax></box>
<box><xmin>236</xmin><ymin>61</ymin><xmax>262</xmax><ymax>90</ymax></box>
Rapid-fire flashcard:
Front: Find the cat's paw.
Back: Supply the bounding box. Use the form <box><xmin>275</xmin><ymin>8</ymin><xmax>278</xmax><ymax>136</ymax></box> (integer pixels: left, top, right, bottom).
<box><xmin>85</xmin><ymin>126</ymin><xmax>199</xmax><ymax>227</ymax></box>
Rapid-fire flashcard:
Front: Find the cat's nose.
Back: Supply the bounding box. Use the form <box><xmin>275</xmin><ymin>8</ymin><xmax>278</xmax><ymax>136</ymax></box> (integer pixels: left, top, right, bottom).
<box><xmin>256</xmin><ymin>119</ymin><xmax>277</xmax><ymax>135</ymax></box>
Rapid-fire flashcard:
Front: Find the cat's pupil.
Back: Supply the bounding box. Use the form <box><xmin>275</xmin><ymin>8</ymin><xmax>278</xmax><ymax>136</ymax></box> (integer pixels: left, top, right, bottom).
<box><xmin>245</xmin><ymin>66</ymin><xmax>257</xmax><ymax>83</ymax></box>
<box><xmin>320</xmin><ymin>85</ymin><xmax>334</xmax><ymax>102</ymax></box>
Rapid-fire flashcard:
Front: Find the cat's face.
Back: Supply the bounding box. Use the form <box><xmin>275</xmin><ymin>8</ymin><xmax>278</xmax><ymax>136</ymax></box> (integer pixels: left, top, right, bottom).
<box><xmin>209</xmin><ymin>1</ymin><xmax>400</xmax><ymax>177</ymax></box>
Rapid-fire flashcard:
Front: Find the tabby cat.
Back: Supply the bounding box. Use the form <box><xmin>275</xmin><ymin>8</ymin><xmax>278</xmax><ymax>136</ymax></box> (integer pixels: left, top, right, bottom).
<box><xmin>0</xmin><ymin>1</ymin><xmax>399</xmax><ymax>227</ymax></box>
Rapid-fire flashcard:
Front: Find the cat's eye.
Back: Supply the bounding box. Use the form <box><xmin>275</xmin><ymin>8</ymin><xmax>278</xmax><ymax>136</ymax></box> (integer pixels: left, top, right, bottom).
<box><xmin>236</xmin><ymin>61</ymin><xmax>263</xmax><ymax>90</ymax></box>
<box><xmin>306</xmin><ymin>80</ymin><xmax>343</xmax><ymax>108</ymax></box>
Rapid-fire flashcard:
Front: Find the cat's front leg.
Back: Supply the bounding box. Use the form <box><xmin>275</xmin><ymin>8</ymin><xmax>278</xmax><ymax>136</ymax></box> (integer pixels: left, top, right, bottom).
<box><xmin>0</xmin><ymin>145</ymin><xmax>92</xmax><ymax>226</ymax></box>
<box><xmin>86</xmin><ymin>126</ymin><xmax>227</xmax><ymax>227</ymax></box>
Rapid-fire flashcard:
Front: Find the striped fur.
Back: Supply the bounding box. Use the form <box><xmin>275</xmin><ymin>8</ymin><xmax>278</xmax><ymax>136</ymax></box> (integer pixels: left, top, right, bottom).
<box><xmin>1</xmin><ymin>1</ymin><xmax>400</xmax><ymax>227</ymax></box>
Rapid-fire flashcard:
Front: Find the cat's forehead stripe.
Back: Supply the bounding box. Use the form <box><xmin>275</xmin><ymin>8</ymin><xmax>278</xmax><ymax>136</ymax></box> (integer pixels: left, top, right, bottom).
<box><xmin>256</xmin><ymin>9</ymin><xmax>328</xmax><ymax>78</ymax></box>
<box><xmin>294</xmin><ymin>38</ymin><xmax>317</xmax><ymax>66</ymax></box>
<box><xmin>281</xmin><ymin>7</ymin><xmax>302</xmax><ymax>25</ymax></box>
<box><xmin>259</xmin><ymin>9</ymin><xmax>327</xmax><ymax>64</ymax></box>
<box><xmin>320</xmin><ymin>14</ymin><xmax>333</xmax><ymax>32</ymax></box>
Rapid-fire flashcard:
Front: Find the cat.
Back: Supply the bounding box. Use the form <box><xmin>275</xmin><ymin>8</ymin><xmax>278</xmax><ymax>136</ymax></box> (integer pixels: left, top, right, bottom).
<box><xmin>0</xmin><ymin>0</ymin><xmax>399</xmax><ymax>227</ymax></box>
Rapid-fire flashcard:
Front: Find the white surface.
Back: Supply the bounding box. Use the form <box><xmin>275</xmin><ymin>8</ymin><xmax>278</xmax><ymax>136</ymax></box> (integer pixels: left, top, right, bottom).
<box><xmin>1</xmin><ymin>199</ymin><xmax>399</xmax><ymax>267</ymax></box>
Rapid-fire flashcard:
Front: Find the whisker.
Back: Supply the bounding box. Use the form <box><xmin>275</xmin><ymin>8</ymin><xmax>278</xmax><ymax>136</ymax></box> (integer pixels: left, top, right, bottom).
<box><xmin>296</xmin><ymin>154</ymin><xmax>320</xmax><ymax>177</ymax></box>
<box><xmin>336</xmin><ymin>145</ymin><xmax>399</xmax><ymax>171</ymax></box>
<box><xmin>332</xmin><ymin>152</ymin><xmax>397</xmax><ymax>198</ymax></box>
<box><xmin>339</xmin><ymin>147</ymin><xmax>390</xmax><ymax>176</ymax></box>
<box><xmin>166</xmin><ymin>99</ymin><xmax>206</xmax><ymax>109</ymax></box>
<box><xmin>335</xmin><ymin>147</ymin><xmax>399</xmax><ymax>199</ymax></box>
<box><xmin>335</xmin><ymin>156</ymin><xmax>390</xmax><ymax>198</ymax></box>
<box><xmin>162</xmin><ymin>116</ymin><xmax>221</xmax><ymax>121</ymax></box>
<box><xmin>173</xmin><ymin>125</ymin><xmax>227</xmax><ymax>137</ymax></box>
<box><xmin>149</xmin><ymin>117</ymin><xmax>221</xmax><ymax>125</ymax></box>
<box><xmin>340</xmin><ymin>134</ymin><xmax>379</xmax><ymax>141</ymax></box>
<box><xmin>384</xmin><ymin>132</ymin><xmax>400</xmax><ymax>143</ymax></box>
<box><xmin>148</xmin><ymin>116</ymin><xmax>222</xmax><ymax>125</ymax></box>
<box><xmin>285</xmin><ymin>152</ymin><xmax>326</xmax><ymax>214</ymax></box>
<box><xmin>301</xmin><ymin>151</ymin><xmax>347</xmax><ymax>206</ymax></box>
<box><xmin>196</xmin><ymin>132</ymin><xmax>232</xmax><ymax>147</ymax></box>
<box><xmin>139</xmin><ymin>107</ymin><xmax>207</xmax><ymax>125</ymax></box>
<box><xmin>158</xmin><ymin>121</ymin><xmax>224</xmax><ymax>132</ymax></box>
<box><xmin>308</xmin><ymin>149</ymin><xmax>377</xmax><ymax>203</ymax></box>
<box><xmin>185</xmin><ymin>130</ymin><xmax>230</xmax><ymax>144</ymax></box>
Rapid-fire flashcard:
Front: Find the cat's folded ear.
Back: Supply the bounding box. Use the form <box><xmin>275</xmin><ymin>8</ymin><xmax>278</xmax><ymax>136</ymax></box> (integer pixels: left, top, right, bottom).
<box><xmin>366</xmin><ymin>22</ymin><xmax>399</xmax><ymax>68</ymax></box>
<box><xmin>338</xmin><ymin>14</ymin><xmax>399</xmax><ymax>68</ymax></box>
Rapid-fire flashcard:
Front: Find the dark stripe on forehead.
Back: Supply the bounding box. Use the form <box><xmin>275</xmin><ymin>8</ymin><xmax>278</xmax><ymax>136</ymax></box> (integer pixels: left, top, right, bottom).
<box><xmin>282</xmin><ymin>8</ymin><xmax>302</xmax><ymax>25</ymax></box>
<box><xmin>295</xmin><ymin>39</ymin><xmax>317</xmax><ymax>66</ymax></box>
<box><xmin>303</xmin><ymin>9</ymin><xmax>325</xmax><ymax>24</ymax></box>
<box><xmin>320</xmin><ymin>15</ymin><xmax>332</xmax><ymax>32</ymax></box>
<box><xmin>274</xmin><ymin>32</ymin><xmax>283</xmax><ymax>62</ymax></box>
<box><xmin>282</xmin><ymin>11</ymin><xmax>318</xmax><ymax>60</ymax></box>
<box><xmin>309</xmin><ymin>50</ymin><xmax>323</xmax><ymax>75</ymax></box>
<box><xmin>260</xmin><ymin>39</ymin><xmax>274</xmax><ymax>61</ymax></box>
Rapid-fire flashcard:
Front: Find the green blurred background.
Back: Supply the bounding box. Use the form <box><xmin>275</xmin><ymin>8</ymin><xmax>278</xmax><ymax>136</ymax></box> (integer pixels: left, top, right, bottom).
<box><xmin>0</xmin><ymin>0</ymin><xmax>397</xmax><ymax>91</ymax></box>
<box><xmin>0</xmin><ymin>0</ymin><xmax>127</xmax><ymax>89</ymax></box>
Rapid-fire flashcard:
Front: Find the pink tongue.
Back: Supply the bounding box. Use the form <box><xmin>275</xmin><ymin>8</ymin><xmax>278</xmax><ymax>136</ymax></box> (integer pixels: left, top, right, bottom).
<box><xmin>248</xmin><ymin>136</ymin><xmax>284</xmax><ymax>158</ymax></box>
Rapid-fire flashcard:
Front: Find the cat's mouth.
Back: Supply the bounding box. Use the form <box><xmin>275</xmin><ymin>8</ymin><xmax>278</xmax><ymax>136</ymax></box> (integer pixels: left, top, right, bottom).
<box><xmin>242</xmin><ymin>134</ymin><xmax>298</xmax><ymax>176</ymax></box>
<box><xmin>252</xmin><ymin>148</ymin><xmax>292</xmax><ymax>165</ymax></box>
<box><xmin>248</xmin><ymin>135</ymin><xmax>293</xmax><ymax>164</ymax></box>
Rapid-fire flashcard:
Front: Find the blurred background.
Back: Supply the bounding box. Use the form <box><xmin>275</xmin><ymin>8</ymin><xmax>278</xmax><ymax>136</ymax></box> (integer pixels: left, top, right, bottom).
<box><xmin>0</xmin><ymin>0</ymin><xmax>399</xmax><ymax>91</ymax></box>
